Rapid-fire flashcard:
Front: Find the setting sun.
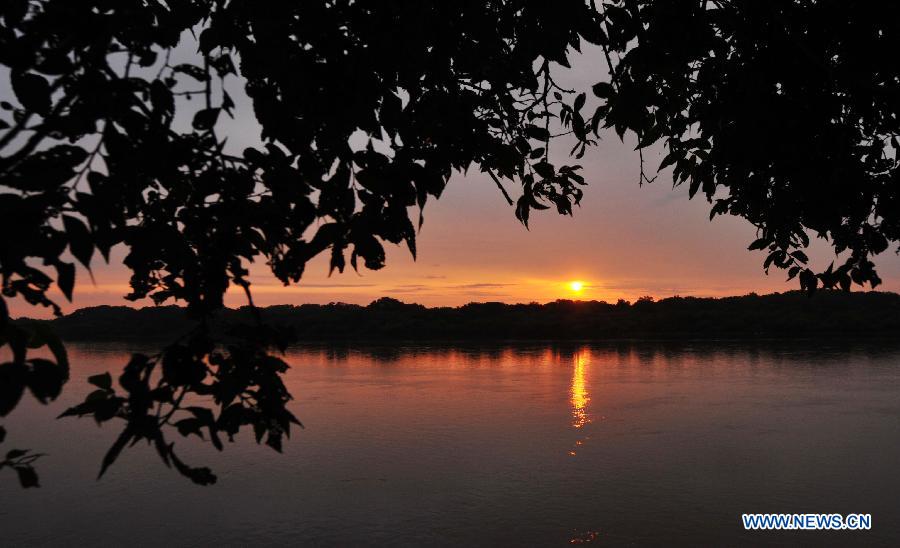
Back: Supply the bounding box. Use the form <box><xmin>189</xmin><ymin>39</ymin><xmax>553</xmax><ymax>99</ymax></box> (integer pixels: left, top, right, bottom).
<box><xmin>569</xmin><ymin>281</ymin><xmax>584</xmax><ymax>293</ymax></box>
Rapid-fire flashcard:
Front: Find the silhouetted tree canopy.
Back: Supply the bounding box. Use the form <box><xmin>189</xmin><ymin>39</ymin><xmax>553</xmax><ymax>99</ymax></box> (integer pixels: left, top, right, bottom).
<box><xmin>1</xmin><ymin>0</ymin><xmax>899</xmax><ymax>486</ymax></box>
<box><xmin>598</xmin><ymin>0</ymin><xmax>900</xmax><ymax>292</ymax></box>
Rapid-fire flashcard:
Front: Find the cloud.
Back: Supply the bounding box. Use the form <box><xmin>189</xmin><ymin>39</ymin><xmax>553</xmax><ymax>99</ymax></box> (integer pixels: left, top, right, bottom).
<box><xmin>386</xmin><ymin>284</ymin><xmax>431</xmax><ymax>293</ymax></box>
<box><xmin>290</xmin><ymin>283</ymin><xmax>377</xmax><ymax>288</ymax></box>
<box><xmin>449</xmin><ymin>283</ymin><xmax>516</xmax><ymax>289</ymax></box>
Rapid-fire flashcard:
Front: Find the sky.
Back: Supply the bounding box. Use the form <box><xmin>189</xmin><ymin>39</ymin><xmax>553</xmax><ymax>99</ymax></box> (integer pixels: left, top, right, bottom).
<box><xmin>7</xmin><ymin>43</ymin><xmax>900</xmax><ymax>318</ymax></box>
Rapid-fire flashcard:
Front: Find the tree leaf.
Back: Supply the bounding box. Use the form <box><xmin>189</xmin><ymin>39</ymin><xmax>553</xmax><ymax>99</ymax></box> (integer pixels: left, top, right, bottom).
<box><xmin>55</xmin><ymin>262</ymin><xmax>75</xmax><ymax>301</ymax></box>
<box><xmin>573</xmin><ymin>92</ymin><xmax>586</xmax><ymax>112</ymax></box>
<box><xmin>62</xmin><ymin>215</ymin><xmax>93</xmax><ymax>268</ymax></box>
<box><xmin>15</xmin><ymin>466</ymin><xmax>39</xmax><ymax>488</ymax></box>
<box><xmin>150</xmin><ymin>80</ymin><xmax>174</xmax><ymax>119</ymax></box>
<box><xmin>193</xmin><ymin>108</ymin><xmax>220</xmax><ymax>131</ymax></box>
<box><xmin>533</xmin><ymin>161</ymin><xmax>554</xmax><ymax>179</ymax></box>
<box><xmin>88</xmin><ymin>372</ymin><xmax>112</xmax><ymax>391</ymax></box>
<box><xmin>0</xmin><ymin>362</ymin><xmax>26</xmax><ymax>417</ymax></box>
<box><xmin>11</xmin><ymin>71</ymin><xmax>51</xmax><ymax>115</ymax></box>
<box><xmin>524</xmin><ymin>125</ymin><xmax>549</xmax><ymax>141</ymax></box>
<box><xmin>592</xmin><ymin>81</ymin><xmax>613</xmax><ymax>98</ymax></box>
<box><xmin>27</xmin><ymin>358</ymin><xmax>65</xmax><ymax>402</ymax></box>
<box><xmin>170</xmin><ymin>447</ymin><xmax>217</xmax><ymax>485</ymax></box>
<box><xmin>98</xmin><ymin>427</ymin><xmax>134</xmax><ymax>479</ymax></box>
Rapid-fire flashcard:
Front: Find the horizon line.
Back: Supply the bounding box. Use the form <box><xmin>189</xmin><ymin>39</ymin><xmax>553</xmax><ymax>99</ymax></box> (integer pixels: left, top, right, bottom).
<box><xmin>15</xmin><ymin>289</ymin><xmax>898</xmax><ymax>321</ymax></box>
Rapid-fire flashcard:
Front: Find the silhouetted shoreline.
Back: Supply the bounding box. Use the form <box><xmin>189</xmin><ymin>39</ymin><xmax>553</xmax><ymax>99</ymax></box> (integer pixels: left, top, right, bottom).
<box><xmin>15</xmin><ymin>291</ymin><xmax>900</xmax><ymax>343</ymax></box>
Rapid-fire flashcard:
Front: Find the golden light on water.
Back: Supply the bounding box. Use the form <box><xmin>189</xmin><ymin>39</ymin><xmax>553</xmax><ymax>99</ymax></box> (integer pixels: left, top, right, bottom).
<box><xmin>571</xmin><ymin>350</ymin><xmax>591</xmax><ymax>429</ymax></box>
<box><xmin>568</xmin><ymin>349</ymin><xmax>593</xmax><ymax>457</ymax></box>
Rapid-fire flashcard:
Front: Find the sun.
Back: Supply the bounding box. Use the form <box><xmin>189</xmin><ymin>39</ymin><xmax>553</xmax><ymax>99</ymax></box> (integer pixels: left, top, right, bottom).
<box><xmin>568</xmin><ymin>280</ymin><xmax>584</xmax><ymax>293</ymax></box>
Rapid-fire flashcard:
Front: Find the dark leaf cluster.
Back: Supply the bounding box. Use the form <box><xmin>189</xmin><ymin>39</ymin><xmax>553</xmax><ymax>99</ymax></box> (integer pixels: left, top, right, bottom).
<box><xmin>592</xmin><ymin>0</ymin><xmax>900</xmax><ymax>293</ymax></box>
<box><xmin>0</xmin><ymin>298</ymin><xmax>66</xmax><ymax>487</ymax></box>
<box><xmin>0</xmin><ymin>425</ymin><xmax>43</xmax><ymax>489</ymax></box>
<box><xmin>58</xmin><ymin>322</ymin><xmax>300</xmax><ymax>485</ymax></box>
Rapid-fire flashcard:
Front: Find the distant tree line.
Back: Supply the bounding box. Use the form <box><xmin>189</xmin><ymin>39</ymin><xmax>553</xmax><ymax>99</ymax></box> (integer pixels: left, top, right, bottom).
<box><xmin>21</xmin><ymin>291</ymin><xmax>900</xmax><ymax>342</ymax></box>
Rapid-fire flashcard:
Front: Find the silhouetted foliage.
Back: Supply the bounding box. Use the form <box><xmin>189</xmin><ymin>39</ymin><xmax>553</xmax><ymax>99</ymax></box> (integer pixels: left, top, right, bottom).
<box><xmin>56</xmin><ymin>322</ymin><xmax>300</xmax><ymax>485</ymax></box>
<box><xmin>0</xmin><ymin>425</ymin><xmax>43</xmax><ymax>488</ymax></box>
<box><xmin>594</xmin><ymin>1</ymin><xmax>900</xmax><ymax>293</ymax></box>
<box><xmin>2</xmin><ymin>1</ymin><xmax>900</xmax><ymax>485</ymax></box>
<box><xmin>0</xmin><ymin>0</ymin><xmax>601</xmax><ymax>485</ymax></box>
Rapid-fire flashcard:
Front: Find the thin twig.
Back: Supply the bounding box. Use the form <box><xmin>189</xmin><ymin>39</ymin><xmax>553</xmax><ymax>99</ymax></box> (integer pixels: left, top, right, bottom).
<box><xmin>486</xmin><ymin>169</ymin><xmax>514</xmax><ymax>205</ymax></box>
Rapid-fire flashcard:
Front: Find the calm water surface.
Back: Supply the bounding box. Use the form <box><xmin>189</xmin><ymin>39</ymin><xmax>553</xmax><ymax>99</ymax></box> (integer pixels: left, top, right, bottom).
<box><xmin>2</xmin><ymin>342</ymin><xmax>899</xmax><ymax>546</ymax></box>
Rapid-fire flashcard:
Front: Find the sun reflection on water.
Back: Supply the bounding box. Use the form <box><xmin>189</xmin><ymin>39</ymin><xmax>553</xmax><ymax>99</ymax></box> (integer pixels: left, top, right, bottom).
<box><xmin>571</xmin><ymin>349</ymin><xmax>591</xmax><ymax>429</ymax></box>
<box><xmin>568</xmin><ymin>349</ymin><xmax>593</xmax><ymax>456</ymax></box>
